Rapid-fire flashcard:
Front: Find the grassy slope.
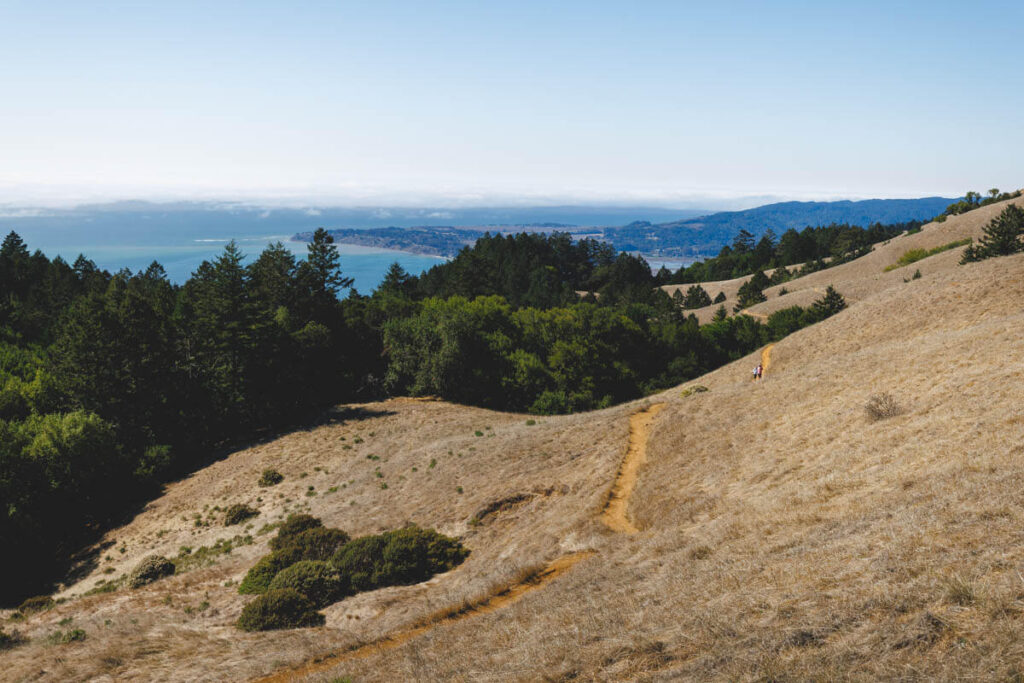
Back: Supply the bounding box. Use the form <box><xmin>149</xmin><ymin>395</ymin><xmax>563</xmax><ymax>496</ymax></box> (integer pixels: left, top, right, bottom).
<box><xmin>3</xmin><ymin>195</ymin><xmax>1024</xmax><ymax>681</ymax></box>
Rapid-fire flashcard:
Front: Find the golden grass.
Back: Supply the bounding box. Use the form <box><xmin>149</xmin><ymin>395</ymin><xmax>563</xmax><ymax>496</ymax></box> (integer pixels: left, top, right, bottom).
<box><xmin>4</xmin><ymin>194</ymin><xmax>1024</xmax><ymax>681</ymax></box>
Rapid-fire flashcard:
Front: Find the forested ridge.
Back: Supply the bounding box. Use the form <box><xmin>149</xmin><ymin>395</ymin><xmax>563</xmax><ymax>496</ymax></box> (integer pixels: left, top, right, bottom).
<box><xmin>1</xmin><ymin>228</ymin><xmax>846</xmax><ymax>603</ymax></box>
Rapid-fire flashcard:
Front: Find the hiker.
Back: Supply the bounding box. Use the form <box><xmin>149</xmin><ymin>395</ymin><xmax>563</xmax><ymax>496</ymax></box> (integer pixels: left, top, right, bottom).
<box><xmin>752</xmin><ymin>365</ymin><xmax>759</xmax><ymax>381</ymax></box>
<box><xmin>755</xmin><ymin>363</ymin><xmax>763</xmax><ymax>380</ymax></box>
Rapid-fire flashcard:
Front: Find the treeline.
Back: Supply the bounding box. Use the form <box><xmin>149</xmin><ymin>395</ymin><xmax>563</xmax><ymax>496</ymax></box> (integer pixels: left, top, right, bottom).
<box><xmin>938</xmin><ymin>188</ymin><xmax>1021</xmax><ymax>220</ymax></box>
<box><xmin>0</xmin><ymin>230</ymin><xmax>371</xmax><ymax>601</ymax></box>
<box><xmin>0</xmin><ymin>228</ymin><xmax>845</xmax><ymax>602</ymax></box>
<box><xmin>661</xmin><ymin>221</ymin><xmax>922</xmax><ymax>285</ymax></box>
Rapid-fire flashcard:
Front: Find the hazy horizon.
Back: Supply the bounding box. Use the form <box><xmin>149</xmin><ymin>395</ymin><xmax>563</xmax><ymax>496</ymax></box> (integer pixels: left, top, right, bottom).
<box><xmin>2</xmin><ymin>1</ymin><xmax>1019</xmax><ymax>207</ymax></box>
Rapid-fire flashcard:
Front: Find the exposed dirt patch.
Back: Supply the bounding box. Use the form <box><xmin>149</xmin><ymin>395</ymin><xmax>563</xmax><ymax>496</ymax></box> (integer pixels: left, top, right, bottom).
<box><xmin>601</xmin><ymin>403</ymin><xmax>666</xmax><ymax>533</ymax></box>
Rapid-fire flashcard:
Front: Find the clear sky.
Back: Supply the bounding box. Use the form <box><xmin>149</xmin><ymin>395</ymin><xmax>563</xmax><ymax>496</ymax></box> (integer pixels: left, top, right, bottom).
<box><xmin>0</xmin><ymin>0</ymin><xmax>1021</xmax><ymax>206</ymax></box>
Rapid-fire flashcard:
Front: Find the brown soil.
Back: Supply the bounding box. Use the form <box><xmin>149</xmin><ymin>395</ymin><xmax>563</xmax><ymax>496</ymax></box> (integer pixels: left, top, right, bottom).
<box><xmin>601</xmin><ymin>403</ymin><xmax>666</xmax><ymax>533</ymax></box>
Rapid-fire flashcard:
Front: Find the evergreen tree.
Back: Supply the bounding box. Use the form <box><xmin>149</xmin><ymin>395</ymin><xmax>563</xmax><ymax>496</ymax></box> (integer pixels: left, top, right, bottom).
<box><xmin>810</xmin><ymin>285</ymin><xmax>846</xmax><ymax>319</ymax></box>
<box><xmin>961</xmin><ymin>204</ymin><xmax>1024</xmax><ymax>263</ymax></box>
<box><xmin>682</xmin><ymin>284</ymin><xmax>712</xmax><ymax>309</ymax></box>
<box><xmin>713</xmin><ymin>291</ymin><xmax>726</xmax><ymax>304</ymax></box>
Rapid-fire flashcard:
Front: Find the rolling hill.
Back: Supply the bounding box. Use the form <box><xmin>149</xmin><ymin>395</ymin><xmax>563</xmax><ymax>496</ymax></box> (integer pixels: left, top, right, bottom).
<box><xmin>2</xmin><ymin>194</ymin><xmax>1022</xmax><ymax>681</ymax></box>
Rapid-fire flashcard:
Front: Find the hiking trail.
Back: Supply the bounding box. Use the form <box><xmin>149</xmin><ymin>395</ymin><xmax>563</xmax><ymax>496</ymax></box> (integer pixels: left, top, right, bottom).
<box><xmin>761</xmin><ymin>344</ymin><xmax>774</xmax><ymax>373</ymax></box>
<box><xmin>252</xmin><ymin>402</ymin><xmax>666</xmax><ymax>682</ymax></box>
<box><xmin>601</xmin><ymin>403</ymin><xmax>666</xmax><ymax>533</ymax></box>
<box><xmin>253</xmin><ymin>553</ymin><xmax>591</xmax><ymax>683</ymax></box>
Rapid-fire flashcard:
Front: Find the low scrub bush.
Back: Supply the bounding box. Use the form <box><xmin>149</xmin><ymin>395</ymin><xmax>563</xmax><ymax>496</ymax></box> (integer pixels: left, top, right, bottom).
<box><xmin>332</xmin><ymin>526</ymin><xmax>469</xmax><ymax>592</ymax></box>
<box><xmin>258</xmin><ymin>469</ymin><xmax>284</xmax><ymax>487</ymax></box>
<box><xmin>17</xmin><ymin>595</ymin><xmax>54</xmax><ymax>615</ymax></box>
<box><xmin>680</xmin><ymin>385</ymin><xmax>708</xmax><ymax>398</ymax></box>
<box><xmin>275</xmin><ymin>527</ymin><xmax>350</xmax><ymax>562</ymax></box>
<box><xmin>865</xmin><ymin>392</ymin><xmax>903</xmax><ymax>421</ymax></box>
<box><xmin>884</xmin><ymin>238</ymin><xmax>972</xmax><ymax>271</ymax></box>
<box><xmin>268</xmin><ymin>514</ymin><xmax>323</xmax><ymax>550</ymax></box>
<box><xmin>236</xmin><ymin>588</ymin><xmax>324</xmax><ymax>631</ymax></box>
<box><xmin>268</xmin><ymin>561</ymin><xmax>346</xmax><ymax>608</ymax></box>
<box><xmin>128</xmin><ymin>555</ymin><xmax>175</xmax><ymax>589</ymax></box>
<box><xmin>0</xmin><ymin>626</ymin><xmax>27</xmax><ymax>650</ymax></box>
<box><xmin>238</xmin><ymin>546</ymin><xmax>303</xmax><ymax>595</ymax></box>
<box><xmin>224</xmin><ymin>503</ymin><xmax>259</xmax><ymax>526</ymax></box>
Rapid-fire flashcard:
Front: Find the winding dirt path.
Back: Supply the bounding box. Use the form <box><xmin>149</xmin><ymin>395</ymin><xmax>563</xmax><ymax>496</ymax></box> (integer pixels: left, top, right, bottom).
<box><xmin>761</xmin><ymin>343</ymin><xmax>774</xmax><ymax>373</ymax></box>
<box><xmin>253</xmin><ymin>402</ymin><xmax>666</xmax><ymax>682</ymax></box>
<box><xmin>601</xmin><ymin>403</ymin><xmax>666</xmax><ymax>533</ymax></box>
<box><xmin>254</xmin><ymin>553</ymin><xmax>591</xmax><ymax>683</ymax></box>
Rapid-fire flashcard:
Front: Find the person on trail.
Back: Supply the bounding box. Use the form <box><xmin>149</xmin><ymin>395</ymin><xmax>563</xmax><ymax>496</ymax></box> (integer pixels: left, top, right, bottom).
<box><xmin>753</xmin><ymin>365</ymin><xmax>759</xmax><ymax>381</ymax></box>
<box><xmin>755</xmin><ymin>363</ymin><xmax>763</xmax><ymax>380</ymax></box>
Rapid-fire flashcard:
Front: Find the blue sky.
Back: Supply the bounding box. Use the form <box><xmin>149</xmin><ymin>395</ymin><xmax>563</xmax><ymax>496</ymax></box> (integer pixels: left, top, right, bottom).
<box><xmin>0</xmin><ymin>1</ymin><xmax>1020</xmax><ymax>206</ymax></box>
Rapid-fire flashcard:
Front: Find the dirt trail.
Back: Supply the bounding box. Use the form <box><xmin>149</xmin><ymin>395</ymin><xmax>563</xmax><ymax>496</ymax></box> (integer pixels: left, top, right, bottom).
<box><xmin>254</xmin><ymin>552</ymin><xmax>591</xmax><ymax>683</ymax></box>
<box><xmin>761</xmin><ymin>344</ymin><xmax>774</xmax><ymax>372</ymax></box>
<box><xmin>254</xmin><ymin>403</ymin><xmax>666</xmax><ymax>682</ymax></box>
<box><xmin>600</xmin><ymin>403</ymin><xmax>666</xmax><ymax>533</ymax></box>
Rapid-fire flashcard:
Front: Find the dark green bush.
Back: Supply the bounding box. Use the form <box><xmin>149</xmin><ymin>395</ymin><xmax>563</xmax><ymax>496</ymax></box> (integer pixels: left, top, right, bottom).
<box><xmin>275</xmin><ymin>527</ymin><xmax>350</xmax><ymax>562</ymax></box>
<box><xmin>0</xmin><ymin>626</ymin><xmax>26</xmax><ymax>650</ymax></box>
<box><xmin>258</xmin><ymin>469</ymin><xmax>284</xmax><ymax>486</ymax></box>
<box><xmin>268</xmin><ymin>561</ymin><xmax>346</xmax><ymax>608</ymax></box>
<box><xmin>330</xmin><ymin>534</ymin><xmax>389</xmax><ymax>592</ymax></box>
<box><xmin>224</xmin><ymin>503</ymin><xmax>259</xmax><ymax>526</ymax></box>
<box><xmin>17</xmin><ymin>595</ymin><xmax>54</xmax><ymax>614</ymax></box>
<box><xmin>331</xmin><ymin>526</ymin><xmax>469</xmax><ymax>592</ymax></box>
<box><xmin>238</xmin><ymin>546</ymin><xmax>303</xmax><ymax>595</ymax></box>
<box><xmin>128</xmin><ymin>555</ymin><xmax>175</xmax><ymax>588</ymax></box>
<box><xmin>268</xmin><ymin>514</ymin><xmax>323</xmax><ymax>550</ymax></box>
<box><xmin>236</xmin><ymin>588</ymin><xmax>325</xmax><ymax>631</ymax></box>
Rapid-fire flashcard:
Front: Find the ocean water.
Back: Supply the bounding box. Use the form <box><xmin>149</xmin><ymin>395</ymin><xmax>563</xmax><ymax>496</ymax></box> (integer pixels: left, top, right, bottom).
<box><xmin>0</xmin><ymin>202</ymin><xmax>699</xmax><ymax>292</ymax></box>
<box><xmin>32</xmin><ymin>235</ymin><xmax>445</xmax><ymax>294</ymax></box>
<box><xmin>7</xmin><ymin>227</ymin><xmax>444</xmax><ymax>293</ymax></box>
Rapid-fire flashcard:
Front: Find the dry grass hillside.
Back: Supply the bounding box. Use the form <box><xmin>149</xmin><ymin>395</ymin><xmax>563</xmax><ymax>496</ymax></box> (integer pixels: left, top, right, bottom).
<box><xmin>3</xmin><ymin>196</ymin><xmax>1024</xmax><ymax>681</ymax></box>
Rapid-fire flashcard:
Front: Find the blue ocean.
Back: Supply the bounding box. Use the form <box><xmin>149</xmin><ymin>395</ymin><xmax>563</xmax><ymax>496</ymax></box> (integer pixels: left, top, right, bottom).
<box><xmin>0</xmin><ymin>202</ymin><xmax>696</xmax><ymax>292</ymax></box>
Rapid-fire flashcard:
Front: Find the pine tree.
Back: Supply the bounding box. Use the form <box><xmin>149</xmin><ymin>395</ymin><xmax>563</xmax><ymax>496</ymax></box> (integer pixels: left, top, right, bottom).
<box><xmin>811</xmin><ymin>285</ymin><xmax>846</xmax><ymax>319</ymax></box>
<box><xmin>682</xmin><ymin>284</ymin><xmax>712</xmax><ymax>309</ymax></box>
<box><xmin>962</xmin><ymin>204</ymin><xmax>1024</xmax><ymax>262</ymax></box>
<box><xmin>713</xmin><ymin>291</ymin><xmax>726</xmax><ymax>304</ymax></box>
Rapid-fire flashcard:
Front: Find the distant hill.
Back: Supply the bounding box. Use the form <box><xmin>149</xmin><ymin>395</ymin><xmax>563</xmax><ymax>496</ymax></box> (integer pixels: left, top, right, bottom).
<box><xmin>601</xmin><ymin>196</ymin><xmax>956</xmax><ymax>257</ymax></box>
<box><xmin>304</xmin><ymin>196</ymin><xmax>955</xmax><ymax>258</ymax></box>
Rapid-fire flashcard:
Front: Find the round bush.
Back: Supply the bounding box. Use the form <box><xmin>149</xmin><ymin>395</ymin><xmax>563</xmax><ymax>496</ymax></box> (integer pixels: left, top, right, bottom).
<box><xmin>269</xmin><ymin>514</ymin><xmax>323</xmax><ymax>550</ymax></box>
<box><xmin>224</xmin><ymin>503</ymin><xmax>259</xmax><ymax>526</ymax></box>
<box><xmin>238</xmin><ymin>546</ymin><xmax>303</xmax><ymax>595</ymax></box>
<box><xmin>276</xmin><ymin>527</ymin><xmax>350</xmax><ymax>562</ymax></box>
<box><xmin>17</xmin><ymin>595</ymin><xmax>54</xmax><ymax>615</ymax></box>
<box><xmin>128</xmin><ymin>555</ymin><xmax>175</xmax><ymax>588</ymax></box>
<box><xmin>268</xmin><ymin>560</ymin><xmax>346</xmax><ymax>607</ymax></box>
<box><xmin>258</xmin><ymin>468</ymin><xmax>284</xmax><ymax>487</ymax></box>
<box><xmin>236</xmin><ymin>588</ymin><xmax>325</xmax><ymax>631</ymax></box>
<box><xmin>331</xmin><ymin>534</ymin><xmax>389</xmax><ymax>592</ymax></box>
<box><xmin>331</xmin><ymin>527</ymin><xmax>469</xmax><ymax>593</ymax></box>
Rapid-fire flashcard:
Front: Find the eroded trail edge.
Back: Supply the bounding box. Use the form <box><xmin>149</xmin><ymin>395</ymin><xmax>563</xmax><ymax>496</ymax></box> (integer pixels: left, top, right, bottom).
<box><xmin>761</xmin><ymin>343</ymin><xmax>774</xmax><ymax>373</ymax></box>
<box><xmin>254</xmin><ymin>402</ymin><xmax>665</xmax><ymax>682</ymax></box>
<box><xmin>601</xmin><ymin>403</ymin><xmax>666</xmax><ymax>534</ymax></box>
<box><xmin>255</xmin><ymin>552</ymin><xmax>591</xmax><ymax>683</ymax></box>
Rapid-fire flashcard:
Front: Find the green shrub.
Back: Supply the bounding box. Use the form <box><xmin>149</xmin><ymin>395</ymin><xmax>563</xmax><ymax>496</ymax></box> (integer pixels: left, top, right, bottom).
<box><xmin>884</xmin><ymin>238</ymin><xmax>972</xmax><ymax>271</ymax></box>
<box><xmin>224</xmin><ymin>503</ymin><xmax>259</xmax><ymax>526</ymax></box>
<box><xmin>0</xmin><ymin>626</ymin><xmax>26</xmax><ymax>649</ymax></box>
<box><xmin>268</xmin><ymin>514</ymin><xmax>323</xmax><ymax>550</ymax></box>
<box><xmin>258</xmin><ymin>469</ymin><xmax>284</xmax><ymax>487</ymax></box>
<box><xmin>17</xmin><ymin>595</ymin><xmax>54</xmax><ymax>615</ymax></box>
<box><xmin>236</xmin><ymin>589</ymin><xmax>324</xmax><ymax>631</ymax></box>
<box><xmin>128</xmin><ymin>555</ymin><xmax>175</xmax><ymax>589</ymax></box>
<box><xmin>330</xmin><ymin>535</ymin><xmax>388</xmax><ymax>592</ymax></box>
<box><xmin>238</xmin><ymin>546</ymin><xmax>303</xmax><ymax>595</ymax></box>
<box><xmin>274</xmin><ymin>527</ymin><xmax>350</xmax><ymax>562</ymax></box>
<box><xmin>331</xmin><ymin>526</ymin><xmax>468</xmax><ymax>593</ymax></box>
<box><xmin>680</xmin><ymin>385</ymin><xmax>708</xmax><ymax>398</ymax></box>
<box><xmin>268</xmin><ymin>561</ymin><xmax>346</xmax><ymax>608</ymax></box>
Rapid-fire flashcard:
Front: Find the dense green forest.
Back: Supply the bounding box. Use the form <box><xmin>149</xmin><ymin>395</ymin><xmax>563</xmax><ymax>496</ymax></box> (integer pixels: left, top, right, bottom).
<box><xmin>660</xmin><ymin>220</ymin><xmax>922</xmax><ymax>285</ymax></box>
<box><xmin>0</xmin><ymin>228</ymin><xmax>845</xmax><ymax>602</ymax></box>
